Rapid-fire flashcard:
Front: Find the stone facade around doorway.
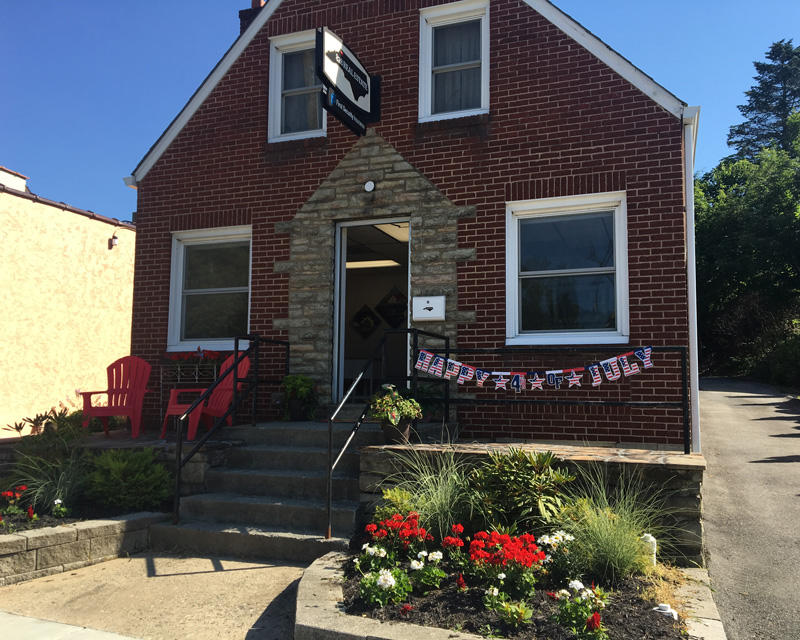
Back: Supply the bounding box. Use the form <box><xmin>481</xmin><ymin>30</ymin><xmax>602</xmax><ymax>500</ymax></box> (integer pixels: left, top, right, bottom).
<box><xmin>273</xmin><ymin>129</ymin><xmax>476</xmax><ymax>400</ymax></box>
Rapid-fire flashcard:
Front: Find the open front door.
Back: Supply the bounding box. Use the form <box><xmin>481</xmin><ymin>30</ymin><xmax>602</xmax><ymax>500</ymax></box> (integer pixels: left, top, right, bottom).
<box><xmin>334</xmin><ymin>220</ymin><xmax>410</xmax><ymax>400</ymax></box>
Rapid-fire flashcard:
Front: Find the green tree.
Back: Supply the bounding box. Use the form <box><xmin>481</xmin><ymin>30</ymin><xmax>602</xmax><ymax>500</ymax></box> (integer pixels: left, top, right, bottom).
<box><xmin>696</xmin><ymin>115</ymin><xmax>800</xmax><ymax>372</ymax></box>
<box><xmin>728</xmin><ymin>40</ymin><xmax>800</xmax><ymax>160</ymax></box>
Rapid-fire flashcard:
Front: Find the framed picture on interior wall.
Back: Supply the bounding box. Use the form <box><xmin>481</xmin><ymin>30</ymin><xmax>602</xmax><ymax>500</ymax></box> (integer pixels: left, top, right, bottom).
<box><xmin>375</xmin><ymin>286</ymin><xmax>407</xmax><ymax>328</ymax></box>
<box><xmin>351</xmin><ymin>304</ymin><xmax>382</xmax><ymax>338</ymax></box>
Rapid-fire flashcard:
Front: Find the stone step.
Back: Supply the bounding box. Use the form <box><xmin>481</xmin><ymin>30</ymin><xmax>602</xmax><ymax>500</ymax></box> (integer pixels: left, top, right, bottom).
<box><xmin>179</xmin><ymin>492</ymin><xmax>358</xmax><ymax>534</ymax></box>
<box><xmin>150</xmin><ymin>520</ymin><xmax>348</xmax><ymax>564</ymax></box>
<box><xmin>205</xmin><ymin>468</ymin><xmax>360</xmax><ymax>502</ymax></box>
<box><xmin>221</xmin><ymin>421</ymin><xmax>384</xmax><ymax>449</ymax></box>
<box><xmin>225</xmin><ymin>444</ymin><xmax>361</xmax><ymax>474</ymax></box>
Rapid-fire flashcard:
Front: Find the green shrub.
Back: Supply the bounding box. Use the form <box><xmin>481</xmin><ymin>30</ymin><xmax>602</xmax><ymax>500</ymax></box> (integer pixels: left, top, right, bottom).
<box><xmin>379</xmin><ymin>446</ymin><xmax>476</xmax><ymax>541</ymax></box>
<box><xmin>86</xmin><ymin>449</ymin><xmax>171</xmax><ymax>512</ymax></box>
<box><xmin>754</xmin><ymin>331</ymin><xmax>800</xmax><ymax>389</ymax></box>
<box><xmin>555</xmin><ymin>464</ymin><xmax>672</xmax><ymax>585</ymax></box>
<box><xmin>280</xmin><ymin>374</ymin><xmax>318</xmax><ymax>420</ymax></box>
<box><xmin>13</xmin><ymin>449</ymin><xmax>90</xmax><ymax>513</ymax></box>
<box><xmin>12</xmin><ymin>413</ymin><xmax>91</xmax><ymax>513</ymax></box>
<box><xmin>469</xmin><ymin>449</ymin><xmax>575</xmax><ymax>533</ymax></box>
<box><xmin>374</xmin><ymin>487</ymin><xmax>418</xmax><ymax>523</ymax></box>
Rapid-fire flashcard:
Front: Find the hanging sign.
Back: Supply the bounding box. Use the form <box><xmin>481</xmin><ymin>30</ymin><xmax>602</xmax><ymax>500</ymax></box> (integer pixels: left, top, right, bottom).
<box><xmin>315</xmin><ymin>27</ymin><xmax>381</xmax><ymax>136</ymax></box>
<box><xmin>414</xmin><ymin>347</ymin><xmax>656</xmax><ymax>392</ymax></box>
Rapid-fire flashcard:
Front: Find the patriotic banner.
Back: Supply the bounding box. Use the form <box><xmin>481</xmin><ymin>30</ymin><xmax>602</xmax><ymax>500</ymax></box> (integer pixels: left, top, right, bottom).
<box><xmin>413</xmin><ymin>347</ymin><xmax>655</xmax><ymax>391</ymax></box>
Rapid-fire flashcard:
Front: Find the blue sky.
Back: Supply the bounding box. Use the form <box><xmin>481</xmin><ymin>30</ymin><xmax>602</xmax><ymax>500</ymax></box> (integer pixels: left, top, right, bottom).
<box><xmin>2</xmin><ymin>1</ymin><xmax>799</xmax><ymax>222</ymax></box>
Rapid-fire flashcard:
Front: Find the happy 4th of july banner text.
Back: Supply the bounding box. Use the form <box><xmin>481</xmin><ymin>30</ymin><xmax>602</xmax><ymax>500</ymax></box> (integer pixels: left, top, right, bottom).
<box><xmin>413</xmin><ymin>347</ymin><xmax>654</xmax><ymax>392</ymax></box>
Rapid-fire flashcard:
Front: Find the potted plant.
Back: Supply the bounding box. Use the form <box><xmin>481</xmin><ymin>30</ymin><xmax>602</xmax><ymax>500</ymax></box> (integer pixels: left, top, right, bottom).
<box><xmin>369</xmin><ymin>384</ymin><xmax>422</xmax><ymax>444</ymax></box>
<box><xmin>280</xmin><ymin>374</ymin><xmax>318</xmax><ymax>421</ymax></box>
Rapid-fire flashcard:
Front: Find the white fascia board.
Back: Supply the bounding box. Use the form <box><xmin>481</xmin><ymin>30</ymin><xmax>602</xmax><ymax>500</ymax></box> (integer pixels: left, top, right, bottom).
<box><xmin>683</xmin><ymin>106</ymin><xmax>701</xmax><ymax>162</ymax></box>
<box><xmin>523</xmin><ymin>0</ymin><xmax>686</xmax><ymax>119</ymax></box>
<box><xmin>130</xmin><ymin>0</ymin><xmax>286</xmax><ymax>184</ymax></box>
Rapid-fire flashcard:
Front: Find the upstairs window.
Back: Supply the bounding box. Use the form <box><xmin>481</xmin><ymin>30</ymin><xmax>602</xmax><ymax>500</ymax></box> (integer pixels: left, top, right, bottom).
<box><xmin>269</xmin><ymin>31</ymin><xmax>325</xmax><ymax>142</ymax></box>
<box><xmin>505</xmin><ymin>193</ymin><xmax>630</xmax><ymax>345</ymax></box>
<box><xmin>168</xmin><ymin>226</ymin><xmax>251</xmax><ymax>351</ymax></box>
<box><xmin>419</xmin><ymin>0</ymin><xmax>489</xmax><ymax>122</ymax></box>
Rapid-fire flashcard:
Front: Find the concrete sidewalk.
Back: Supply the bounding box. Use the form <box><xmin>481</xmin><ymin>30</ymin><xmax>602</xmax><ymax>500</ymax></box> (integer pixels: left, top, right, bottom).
<box><xmin>0</xmin><ymin>611</ymin><xmax>139</xmax><ymax>639</ymax></box>
<box><xmin>0</xmin><ymin>552</ymin><xmax>303</xmax><ymax>640</ymax></box>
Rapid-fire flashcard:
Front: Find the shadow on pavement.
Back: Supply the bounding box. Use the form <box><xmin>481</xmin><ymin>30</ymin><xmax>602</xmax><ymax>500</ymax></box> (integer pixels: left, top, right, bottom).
<box><xmin>750</xmin><ymin>454</ymin><xmax>800</xmax><ymax>464</ymax></box>
<box><xmin>246</xmin><ymin>577</ymin><xmax>299</xmax><ymax>640</ymax></box>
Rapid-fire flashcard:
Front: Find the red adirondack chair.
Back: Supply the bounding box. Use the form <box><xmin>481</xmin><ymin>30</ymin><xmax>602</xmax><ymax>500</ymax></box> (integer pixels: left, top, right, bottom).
<box><xmin>160</xmin><ymin>354</ymin><xmax>251</xmax><ymax>441</ymax></box>
<box><xmin>81</xmin><ymin>356</ymin><xmax>152</xmax><ymax>438</ymax></box>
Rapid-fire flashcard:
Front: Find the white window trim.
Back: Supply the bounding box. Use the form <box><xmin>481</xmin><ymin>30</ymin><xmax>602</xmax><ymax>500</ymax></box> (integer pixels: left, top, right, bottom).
<box><xmin>167</xmin><ymin>225</ymin><xmax>252</xmax><ymax>352</ymax></box>
<box><xmin>505</xmin><ymin>192</ymin><xmax>629</xmax><ymax>346</ymax></box>
<box><xmin>418</xmin><ymin>0</ymin><xmax>490</xmax><ymax>123</ymax></box>
<box><xmin>268</xmin><ymin>30</ymin><xmax>326</xmax><ymax>143</ymax></box>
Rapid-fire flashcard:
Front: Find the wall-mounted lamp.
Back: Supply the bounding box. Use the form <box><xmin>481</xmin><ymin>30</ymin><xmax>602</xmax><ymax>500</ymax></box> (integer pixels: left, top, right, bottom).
<box><xmin>108</xmin><ymin>233</ymin><xmax>119</xmax><ymax>250</ymax></box>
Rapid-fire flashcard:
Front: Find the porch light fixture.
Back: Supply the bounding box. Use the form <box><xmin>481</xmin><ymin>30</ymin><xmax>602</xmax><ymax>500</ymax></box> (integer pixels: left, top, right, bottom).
<box><xmin>346</xmin><ymin>259</ymin><xmax>401</xmax><ymax>269</ymax></box>
<box><xmin>108</xmin><ymin>233</ymin><xmax>119</xmax><ymax>250</ymax></box>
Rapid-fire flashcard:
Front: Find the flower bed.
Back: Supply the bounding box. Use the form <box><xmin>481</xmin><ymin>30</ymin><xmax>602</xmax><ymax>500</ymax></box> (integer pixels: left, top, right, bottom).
<box><xmin>342</xmin><ymin>512</ymin><xmax>685</xmax><ymax>640</ymax></box>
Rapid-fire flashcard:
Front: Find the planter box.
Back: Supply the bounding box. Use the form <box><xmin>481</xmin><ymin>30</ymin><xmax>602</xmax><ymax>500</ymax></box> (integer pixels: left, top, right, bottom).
<box><xmin>0</xmin><ymin>512</ymin><xmax>169</xmax><ymax>586</ymax></box>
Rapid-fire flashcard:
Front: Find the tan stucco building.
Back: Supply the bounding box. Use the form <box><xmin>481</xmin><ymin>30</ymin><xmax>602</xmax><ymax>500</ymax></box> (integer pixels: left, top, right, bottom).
<box><xmin>0</xmin><ymin>167</ymin><xmax>135</xmax><ymax>435</ymax></box>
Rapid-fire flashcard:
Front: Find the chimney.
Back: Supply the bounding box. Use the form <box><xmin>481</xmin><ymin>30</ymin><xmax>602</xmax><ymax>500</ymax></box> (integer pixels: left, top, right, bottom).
<box><xmin>239</xmin><ymin>0</ymin><xmax>266</xmax><ymax>34</ymax></box>
<box><xmin>0</xmin><ymin>167</ymin><xmax>29</xmax><ymax>192</ymax></box>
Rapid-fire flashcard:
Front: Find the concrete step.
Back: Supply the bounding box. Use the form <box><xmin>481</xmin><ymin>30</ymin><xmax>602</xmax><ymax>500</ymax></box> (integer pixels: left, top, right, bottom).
<box><xmin>179</xmin><ymin>492</ymin><xmax>358</xmax><ymax>533</ymax></box>
<box><xmin>221</xmin><ymin>421</ymin><xmax>384</xmax><ymax>448</ymax></box>
<box><xmin>205</xmin><ymin>468</ymin><xmax>360</xmax><ymax>502</ymax></box>
<box><xmin>225</xmin><ymin>444</ymin><xmax>360</xmax><ymax>474</ymax></box>
<box><xmin>150</xmin><ymin>520</ymin><xmax>348</xmax><ymax>564</ymax></box>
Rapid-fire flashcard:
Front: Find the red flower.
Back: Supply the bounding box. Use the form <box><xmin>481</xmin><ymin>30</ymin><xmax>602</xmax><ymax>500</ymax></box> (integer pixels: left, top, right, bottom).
<box><xmin>26</xmin><ymin>505</ymin><xmax>35</xmax><ymax>520</ymax></box>
<box><xmin>442</xmin><ymin>536</ymin><xmax>464</xmax><ymax>548</ymax></box>
<box><xmin>365</xmin><ymin>523</ymin><xmax>377</xmax><ymax>534</ymax></box>
<box><xmin>586</xmin><ymin>611</ymin><xmax>602</xmax><ymax>631</ymax></box>
<box><xmin>451</xmin><ymin>523</ymin><xmax>464</xmax><ymax>535</ymax></box>
<box><xmin>456</xmin><ymin>573</ymin><xmax>467</xmax><ymax>590</ymax></box>
<box><xmin>15</xmin><ymin>485</ymin><xmax>27</xmax><ymax>492</ymax></box>
<box><xmin>400</xmin><ymin>604</ymin><xmax>413</xmax><ymax>615</ymax></box>
<box><xmin>1</xmin><ymin>490</ymin><xmax>12</xmax><ymax>499</ymax></box>
<box><xmin>546</xmin><ymin>592</ymin><xmax>557</xmax><ymax>599</ymax></box>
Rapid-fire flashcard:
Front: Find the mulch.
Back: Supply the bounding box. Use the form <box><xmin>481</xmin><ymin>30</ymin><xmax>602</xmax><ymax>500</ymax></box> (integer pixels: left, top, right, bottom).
<box><xmin>1</xmin><ymin>512</ymin><xmax>81</xmax><ymax>532</ymax></box>
<box><xmin>342</xmin><ymin>567</ymin><xmax>685</xmax><ymax>640</ymax></box>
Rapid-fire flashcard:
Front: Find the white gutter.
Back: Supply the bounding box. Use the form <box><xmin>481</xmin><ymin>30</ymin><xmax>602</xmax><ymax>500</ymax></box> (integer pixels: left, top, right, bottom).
<box><xmin>682</xmin><ymin>106</ymin><xmax>701</xmax><ymax>453</ymax></box>
<box><xmin>123</xmin><ymin>175</ymin><xmax>138</xmax><ymax>189</ymax></box>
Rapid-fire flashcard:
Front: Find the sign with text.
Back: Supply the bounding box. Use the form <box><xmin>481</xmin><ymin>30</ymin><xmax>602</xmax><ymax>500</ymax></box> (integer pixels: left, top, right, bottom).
<box><xmin>315</xmin><ymin>27</ymin><xmax>380</xmax><ymax>136</ymax></box>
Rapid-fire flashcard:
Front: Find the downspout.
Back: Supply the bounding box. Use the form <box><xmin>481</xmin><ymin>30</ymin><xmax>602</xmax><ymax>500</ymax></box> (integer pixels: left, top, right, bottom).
<box><xmin>682</xmin><ymin>106</ymin><xmax>701</xmax><ymax>453</ymax></box>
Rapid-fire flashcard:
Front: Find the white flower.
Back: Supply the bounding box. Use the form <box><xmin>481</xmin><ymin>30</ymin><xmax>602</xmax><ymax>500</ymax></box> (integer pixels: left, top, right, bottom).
<box><xmin>365</xmin><ymin>546</ymin><xmax>377</xmax><ymax>556</ymax></box>
<box><xmin>54</xmin><ymin>499</ymin><xmax>63</xmax><ymax>505</ymax></box>
<box><xmin>580</xmin><ymin>589</ymin><xmax>593</xmax><ymax>601</ymax></box>
<box><xmin>539</xmin><ymin>535</ymin><xmax>553</xmax><ymax>546</ymax></box>
<box><xmin>557</xmin><ymin>589</ymin><xmax>570</xmax><ymax>600</ymax></box>
<box><xmin>410</xmin><ymin>559</ymin><xmax>425</xmax><ymax>570</ymax></box>
<box><xmin>362</xmin><ymin>543</ymin><xmax>370</xmax><ymax>551</ymax></box>
<box><xmin>497</xmin><ymin>573</ymin><xmax>506</xmax><ymax>581</ymax></box>
<box><xmin>417</xmin><ymin>550</ymin><xmax>428</xmax><ymax>559</ymax></box>
<box><xmin>428</xmin><ymin>551</ymin><xmax>443</xmax><ymax>563</ymax></box>
<box><xmin>568</xmin><ymin>579</ymin><xmax>585</xmax><ymax>591</ymax></box>
<box><xmin>485</xmin><ymin>587</ymin><xmax>499</xmax><ymax>597</ymax></box>
<box><xmin>376</xmin><ymin>569</ymin><xmax>396</xmax><ymax>590</ymax></box>
<box><xmin>377</xmin><ymin>547</ymin><xmax>387</xmax><ymax>558</ymax></box>
<box><xmin>543</xmin><ymin>554</ymin><xmax>552</xmax><ymax>564</ymax></box>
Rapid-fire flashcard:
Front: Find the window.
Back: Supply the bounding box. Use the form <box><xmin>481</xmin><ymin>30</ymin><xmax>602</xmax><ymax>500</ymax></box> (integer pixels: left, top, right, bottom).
<box><xmin>168</xmin><ymin>226</ymin><xmax>251</xmax><ymax>351</ymax></box>
<box><xmin>505</xmin><ymin>193</ymin><xmax>629</xmax><ymax>345</ymax></box>
<box><xmin>419</xmin><ymin>0</ymin><xmax>489</xmax><ymax>122</ymax></box>
<box><xmin>268</xmin><ymin>31</ymin><xmax>325</xmax><ymax>142</ymax></box>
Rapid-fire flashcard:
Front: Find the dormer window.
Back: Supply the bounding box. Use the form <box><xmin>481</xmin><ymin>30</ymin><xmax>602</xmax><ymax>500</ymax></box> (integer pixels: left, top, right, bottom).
<box><xmin>268</xmin><ymin>31</ymin><xmax>326</xmax><ymax>142</ymax></box>
<box><xmin>419</xmin><ymin>0</ymin><xmax>489</xmax><ymax>122</ymax></box>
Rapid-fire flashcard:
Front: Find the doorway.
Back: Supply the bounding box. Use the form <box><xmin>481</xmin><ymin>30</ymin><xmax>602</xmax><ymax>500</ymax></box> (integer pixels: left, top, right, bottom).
<box><xmin>334</xmin><ymin>220</ymin><xmax>410</xmax><ymax>400</ymax></box>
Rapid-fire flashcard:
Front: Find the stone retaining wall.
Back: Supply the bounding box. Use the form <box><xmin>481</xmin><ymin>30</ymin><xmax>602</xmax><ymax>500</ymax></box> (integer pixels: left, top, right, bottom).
<box><xmin>0</xmin><ymin>512</ymin><xmax>168</xmax><ymax>586</ymax></box>
<box><xmin>360</xmin><ymin>443</ymin><xmax>706</xmax><ymax>566</ymax></box>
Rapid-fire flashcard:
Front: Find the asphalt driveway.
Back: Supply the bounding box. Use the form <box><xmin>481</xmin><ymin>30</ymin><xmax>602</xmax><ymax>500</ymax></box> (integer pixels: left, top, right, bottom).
<box><xmin>700</xmin><ymin>378</ymin><xmax>800</xmax><ymax>640</ymax></box>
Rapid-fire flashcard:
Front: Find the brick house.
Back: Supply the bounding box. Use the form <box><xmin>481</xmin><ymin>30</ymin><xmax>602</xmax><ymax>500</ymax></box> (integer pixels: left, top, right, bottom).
<box><xmin>126</xmin><ymin>0</ymin><xmax>700</xmax><ymax>451</ymax></box>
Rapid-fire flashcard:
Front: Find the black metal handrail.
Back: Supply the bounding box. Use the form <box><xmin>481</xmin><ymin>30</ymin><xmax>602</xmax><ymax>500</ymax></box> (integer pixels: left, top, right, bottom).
<box><xmin>171</xmin><ymin>334</ymin><xmax>290</xmax><ymax>523</ymax></box>
<box><xmin>325</xmin><ymin>328</ymin><xmax>449</xmax><ymax>539</ymax></box>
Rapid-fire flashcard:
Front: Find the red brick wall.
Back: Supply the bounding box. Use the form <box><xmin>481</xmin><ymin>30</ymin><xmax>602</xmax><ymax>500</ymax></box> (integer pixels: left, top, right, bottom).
<box><xmin>132</xmin><ymin>0</ymin><xmax>689</xmax><ymax>444</ymax></box>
